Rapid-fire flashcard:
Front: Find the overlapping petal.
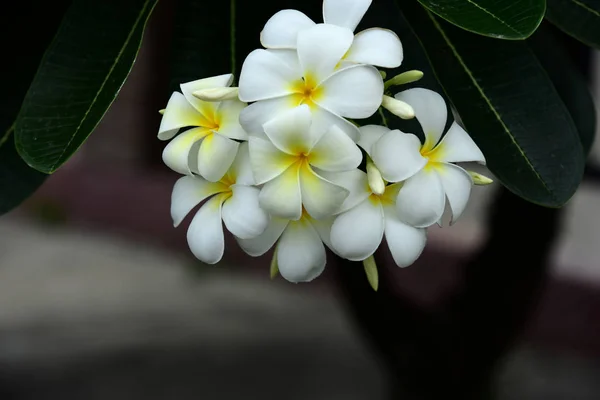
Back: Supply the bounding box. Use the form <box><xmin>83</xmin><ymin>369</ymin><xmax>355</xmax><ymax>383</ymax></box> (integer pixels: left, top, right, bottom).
<box><xmin>331</xmin><ymin>196</ymin><xmax>384</xmax><ymax>261</ymax></box>
<box><xmin>383</xmin><ymin>205</ymin><xmax>427</xmax><ymax>268</ymax></box>
<box><xmin>357</xmin><ymin>125</ymin><xmax>389</xmax><ymax>155</ymax></box>
<box><xmin>237</xmin><ymin>218</ymin><xmax>289</xmax><ymax>257</ymax></box>
<box><xmin>309</xmin><ymin>125</ymin><xmax>362</xmax><ymax>171</ymax></box>
<box><xmin>197</xmin><ymin>133</ymin><xmax>239</xmax><ymax>182</ymax></box>
<box><xmin>239</xmin><ymin>49</ymin><xmax>299</xmax><ymax>102</ymax></box>
<box><xmin>260</xmin><ymin>10</ymin><xmax>316</xmax><ymax>49</ymax></box>
<box><xmin>171</xmin><ymin>176</ymin><xmax>228</xmax><ymax>227</ymax></box>
<box><xmin>429</xmin><ymin>122</ymin><xmax>486</xmax><ymax>164</ymax></box>
<box><xmin>396</xmin><ymin>168</ymin><xmax>446</xmax><ymax>228</ymax></box>
<box><xmin>262</xmin><ymin>105</ymin><xmax>316</xmax><ymax>155</ymax></box>
<box><xmin>222</xmin><ymin>185</ymin><xmax>269</xmax><ymax>239</ymax></box>
<box><xmin>395</xmin><ymin>88</ymin><xmax>447</xmax><ymax>151</ymax></box>
<box><xmin>297</xmin><ymin>24</ymin><xmax>354</xmax><ymax>84</ymax></box>
<box><xmin>316</xmin><ymin>169</ymin><xmax>371</xmax><ymax>214</ymax></box>
<box><xmin>370</xmin><ymin>131</ymin><xmax>427</xmax><ymax>182</ymax></box>
<box><xmin>436</xmin><ymin>163</ymin><xmax>473</xmax><ymax>224</ymax></box>
<box><xmin>187</xmin><ymin>194</ymin><xmax>227</xmax><ymax>264</ymax></box>
<box><xmin>277</xmin><ymin>219</ymin><xmax>326</xmax><ymax>282</ymax></box>
<box><xmin>162</xmin><ymin>127</ymin><xmax>211</xmax><ymax>175</ymax></box>
<box><xmin>181</xmin><ymin>74</ymin><xmax>233</xmax><ymax>114</ymax></box>
<box><xmin>299</xmin><ymin>164</ymin><xmax>349</xmax><ymax>219</ymax></box>
<box><xmin>216</xmin><ymin>100</ymin><xmax>248</xmax><ymax>140</ymax></box>
<box><xmin>345</xmin><ymin>28</ymin><xmax>403</xmax><ymax>68</ymax></box>
<box><xmin>248</xmin><ymin>137</ymin><xmax>297</xmax><ymax>184</ymax></box>
<box><xmin>322</xmin><ymin>0</ymin><xmax>371</xmax><ymax>31</ymax></box>
<box><xmin>316</xmin><ymin>64</ymin><xmax>383</xmax><ymax>118</ymax></box>
<box><xmin>158</xmin><ymin>92</ymin><xmax>205</xmax><ymax>140</ymax></box>
<box><xmin>259</xmin><ymin>162</ymin><xmax>303</xmax><ymax>220</ymax></box>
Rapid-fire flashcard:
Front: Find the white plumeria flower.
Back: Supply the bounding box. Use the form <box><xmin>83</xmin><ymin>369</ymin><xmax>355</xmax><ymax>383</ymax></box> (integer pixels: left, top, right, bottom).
<box><xmin>321</xmin><ymin>169</ymin><xmax>427</xmax><ymax>267</ymax></box>
<box><xmin>171</xmin><ymin>143</ymin><xmax>269</xmax><ymax>264</ymax></box>
<box><xmin>359</xmin><ymin>88</ymin><xmax>486</xmax><ymax>228</ymax></box>
<box><xmin>238</xmin><ymin>23</ymin><xmax>384</xmax><ymax>141</ymax></box>
<box><xmin>158</xmin><ymin>73</ymin><xmax>248</xmax><ymax>182</ymax></box>
<box><xmin>249</xmin><ymin>105</ymin><xmax>362</xmax><ymax>220</ymax></box>
<box><xmin>260</xmin><ymin>0</ymin><xmax>403</xmax><ymax>69</ymax></box>
<box><xmin>237</xmin><ymin>211</ymin><xmax>335</xmax><ymax>283</ymax></box>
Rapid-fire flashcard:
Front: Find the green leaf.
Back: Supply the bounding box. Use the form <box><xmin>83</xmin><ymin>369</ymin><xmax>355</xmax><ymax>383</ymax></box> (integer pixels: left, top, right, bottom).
<box><xmin>546</xmin><ymin>0</ymin><xmax>600</xmax><ymax>48</ymax></box>
<box><xmin>416</xmin><ymin>0</ymin><xmax>546</xmax><ymax>39</ymax></box>
<box><xmin>15</xmin><ymin>0</ymin><xmax>159</xmax><ymax>174</ymax></box>
<box><xmin>0</xmin><ymin>1</ymin><xmax>71</xmax><ymax>215</ymax></box>
<box><xmin>528</xmin><ymin>24</ymin><xmax>597</xmax><ymax>156</ymax></box>
<box><xmin>399</xmin><ymin>3</ymin><xmax>585</xmax><ymax>207</ymax></box>
<box><xmin>363</xmin><ymin>256</ymin><xmax>379</xmax><ymax>292</ymax></box>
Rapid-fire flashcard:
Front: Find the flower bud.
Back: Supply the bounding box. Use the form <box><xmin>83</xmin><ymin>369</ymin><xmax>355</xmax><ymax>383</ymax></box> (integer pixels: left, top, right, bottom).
<box><xmin>367</xmin><ymin>160</ymin><xmax>386</xmax><ymax>195</ymax></box>
<box><xmin>468</xmin><ymin>171</ymin><xmax>494</xmax><ymax>185</ymax></box>
<box><xmin>384</xmin><ymin>70</ymin><xmax>424</xmax><ymax>89</ymax></box>
<box><xmin>193</xmin><ymin>87</ymin><xmax>239</xmax><ymax>102</ymax></box>
<box><xmin>381</xmin><ymin>95</ymin><xmax>415</xmax><ymax>120</ymax></box>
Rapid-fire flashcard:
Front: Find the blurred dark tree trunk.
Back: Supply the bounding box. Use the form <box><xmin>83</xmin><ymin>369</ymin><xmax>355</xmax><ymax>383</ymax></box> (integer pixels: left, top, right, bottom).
<box><xmin>335</xmin><ymin>25</ymin><xmax>593</xmax><ymax>400</ymax></box>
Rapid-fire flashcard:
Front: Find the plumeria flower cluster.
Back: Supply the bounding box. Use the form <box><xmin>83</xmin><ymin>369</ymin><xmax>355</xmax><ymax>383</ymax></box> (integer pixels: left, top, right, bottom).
<box><xmin>156</xmin><ymin>0</ymin><xmax>492</xmax><ymax>288</ymax></box>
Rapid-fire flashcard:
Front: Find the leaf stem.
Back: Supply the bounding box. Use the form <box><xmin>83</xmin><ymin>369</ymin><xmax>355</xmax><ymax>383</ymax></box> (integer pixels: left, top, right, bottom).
<box><xmin>230</xmin><ymin>0</ymin><xmax>236</xmax><ymax>78</ymax></box>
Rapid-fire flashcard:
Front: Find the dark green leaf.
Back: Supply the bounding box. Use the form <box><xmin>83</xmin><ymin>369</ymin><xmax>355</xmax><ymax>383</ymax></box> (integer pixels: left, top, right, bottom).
<box><xmin>399</xmin><ymin>3</ymin><xmax>585</xmax><ymax>207</ymax></box>
<box><xmin>15</xmin><ymin>0</ymin><xmax>158</xmax><ymax>174</ymax></box>
<box><xmin>546</xmin><ymin>0</ymin><xmax>600</xmax><ymax>48</ymax></box>
<box><xmin>0</xmin><ymin>1</ymin><xmax>71</xmax><ymax>215</ymax></box>
<box><xmin>528</xmin><ymin>24</ymin><xmax>597</xmax><ymax>156</ymax></box>
<box><xmin>416</xmin><ymin>0</ymin><xmax>546</xmax><ymax>39</ymax></box>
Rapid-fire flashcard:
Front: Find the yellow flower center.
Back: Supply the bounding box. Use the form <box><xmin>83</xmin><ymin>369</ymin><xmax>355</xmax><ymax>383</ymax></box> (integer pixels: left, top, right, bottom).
<box><xmin>289</xmin><ymin>73</ymin><xmax>324</xmax><ymax>109</ymax></box>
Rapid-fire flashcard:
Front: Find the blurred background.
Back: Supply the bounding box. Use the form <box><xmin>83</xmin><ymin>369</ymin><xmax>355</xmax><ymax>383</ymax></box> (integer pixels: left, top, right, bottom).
<box><xmin>1</xmin><ymin>1</ymin><xmax>599</xmax><ymax>399</ymax></box>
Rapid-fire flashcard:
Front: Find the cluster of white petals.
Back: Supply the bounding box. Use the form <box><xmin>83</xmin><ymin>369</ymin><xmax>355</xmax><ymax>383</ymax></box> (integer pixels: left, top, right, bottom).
<box><xmin>157</xmin><ymin>0</ymin><xmax>489</xmax><ymax>285</ymax></box>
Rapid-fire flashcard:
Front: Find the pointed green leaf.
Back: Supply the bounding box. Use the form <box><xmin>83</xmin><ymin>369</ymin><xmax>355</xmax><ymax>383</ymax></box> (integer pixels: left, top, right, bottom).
<box><xmin>15</xmin><ymin>0</ymin><xmax>158</xmax><ymax>174</ymax></box>
<box><xmin>399</xmin><ymin>3</ymin><xmax>585</xmax><ymax>207</ymax></box>
<box><xmin>416</xmin><ymin>0</ymin><xmax>546</xmax><ymax>39</ymax></box>
<box><xmin>528</xmin><ymin>24</ymin><xmax>597</xmax><ymax>156</ymax></box>
<box><xmin>0</xmin><ymin>1</ymin><xmax>71</xmax><ymax>215</ymax></box>
<box><xmin>546</xmin><ymin>0</ymin><xmax>600</xmax><ymax>48</ymax></box>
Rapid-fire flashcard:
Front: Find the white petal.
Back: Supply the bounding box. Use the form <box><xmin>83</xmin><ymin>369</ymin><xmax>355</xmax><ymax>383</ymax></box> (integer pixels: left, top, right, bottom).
<box><xmin>260</xmin><ymin>9</ymin><xmax>316</xmax><ymax>49</ymax></box>
<box><xmin>316</xmin><ymin>169</ymin><xmax>371</xmax><ymax>213</ymax></box>
<box><xmin>248</xmin><ymin>137</ymin><xmax>297</xmax><ymax>184</ymax></box>
<box><xmin>383</xmin><ymin>205</ymin><xmax>427</xmax><ymax>268</ymax></box>
<box><xmin>436</xmin><ymin>163</ymin><xmax>472</xmax><ymax>224</ymax></box>
<box><xmin>309</xmin><ymin>125</ymin><xmax>362</xmax><ymax>171</ymax></box>
<box><xmin>317</xmin><ymin>64</ymin><xmax>383</xmax><ymax>118</ymax></box>
<box><xmin>225</xmin><ymin>142</ymin><xmax>255</xmax><ymax>186</ymax></box>
<box><xmin>186</xmin><ymin>194</ymin><xmax>226</xmax><ymax>264</ymax></box>
<box><xmin>222</xmin><ymin>185</ymin><xmax>269</xmax><ymax>239</ymax></box>
<box><xmin>345</xmin><ymin>28</ymin><xmax>403</xmax><ymax>68</ymax></box>
<box><xmin>215</xmin><ymin>99</ymin><xmax>248</xmax><ymax>140</ymax></box>
<box><xmin>237</xmin><ymin>218</ymin><xmax>289</xmax><ymax>257</ymax></box>
<box><xmin>239</xmin><ymin>97</ymin><xmax>293</xmax><ymax>138</ymax></box>
<box><xmin>197</xmin><ymin>133</ymin><xmax>239</xmax><ymax>182</ymax></box>
<box><xmin>300</xmin><ymin>164</ymin><xmax>349</xmax><ymax>219</ymax></box>
<box><xmin>322</xmin><ymin>0</ymin><xmax>371</xmax><ymax>31</ymax></box>
<box><xmin>371</xmin><ymin>130</ymin><xmax>427</xmax><ymax>182</ymax></box>
<box><xmin>268</xmin><ymin>49</ymin><xmax>303</xmax><ymax>75</ymax></box>
<box><xmin>311</xmin><ymin>106</ymin><xmax>360</xmax><ymax>141</ymax></box>
<box><xmin>395</xmin><ymin>88</ymin><xmax>447</xmax><ymax>151</ymax></box>
<box><xmin>262</xmin><ymin>104</ymin><xmax>316</xmax><ymax>155</ymax></box>
<box><xmin>158</xmin><ymin>92</ymin><xmax>204</xmax><ymax>140</ymax></box>
<box><xmin>306</xmin><ymin>216</ymin><xmax>336</xmax><ymax>253</ymax></box>
<box><xmin>181</xmin><ymin>74</ymin><xmax>233</xmax><ymax>116</ymax></box>
<box><xmin>357</xmin><ymin>125</ymin><xmax>389</xmax><ymax>155</ymax></box>
<box><xmin>430</xmin><ymin>122</ymin><xmax>486</xmax><ymax>164</ymax></box>
<box><xmin>259</xmin><ymin>162</ymin><xmax>302</xmax><ymax>220</ymax></box>
<box><xmin>171</xmin><ymin>176</ymin><xmax>228</xmax><ymax>227</ymax></box>
<box><xmin>297</xmin><ymin>24</ymin><xmax>354</xmax><ymax>84</ymax></box>
<box><xmin>396</xmin><ymin>168</ymin><xmax>446</xmax><ymax>228</ymax></box>
<box><xmin>277</xmin><ymin>219</ymin><xmax>326</xmax><ymax>283</ymax></box>
<box><xmin>162</xmin><ymin>127</ymin><xmax>211</xmax><ymax>175</ymax></box>
<box><xmin>238</xmin><ymin>49</ymin><xmax>299</xmax><ymax>102</ymax></box>
<box><xmin>330</xmin><ymin>197</ymin><xmax>384</xmax><ymax>261</ymax></box>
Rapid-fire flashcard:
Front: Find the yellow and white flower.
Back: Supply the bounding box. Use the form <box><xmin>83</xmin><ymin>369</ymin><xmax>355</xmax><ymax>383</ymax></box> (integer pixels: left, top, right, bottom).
<box><xmin>237</xmin><ymin>211</ymin><xmax>335</xmax><ymax>283</ymax></box>
<box><xmin>158</xmin><ymin>73</ymin><xmax>248</xmax><ymax>182</ymax></box>
<box><xmin>238</xmin><ymin>24</ymin><xmax>384</xmax><ymax>141</ymax></box>
<box><xmin>171</xmin><ymin>143</ymin><xmax>269</xmax><ymax>264</ymax></box>
<box><xmin>260</xmin><ymin>0</ymin><xmax>403</xmax><ymax>69</ymax></box>
<box><xmin>249</xmin><ymin>105</ymin><xmax>362</xmax><ymax>220</ymax></box>
<box><xmin>360</xmin><ymin>88</ymin><xmax>486</xmax><ymax>228</ymax></box>
<box><xmin>321</xmin><ymin>169</ymin><xmax>427</xmax><ymax>267</ymax></box>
